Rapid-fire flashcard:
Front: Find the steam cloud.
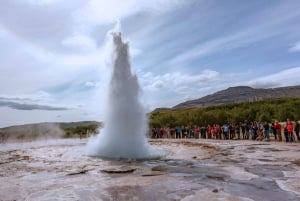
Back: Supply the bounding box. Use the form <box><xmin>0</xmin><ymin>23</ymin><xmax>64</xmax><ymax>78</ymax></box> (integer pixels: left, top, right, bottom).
<box><xmin>86</xmin><ymin>32</ymin><xmax>162</xmax><ymax>159</ymax></box>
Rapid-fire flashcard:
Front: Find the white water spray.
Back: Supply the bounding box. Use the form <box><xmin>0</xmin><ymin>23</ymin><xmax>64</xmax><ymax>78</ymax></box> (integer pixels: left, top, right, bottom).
<box><xmin>87</xmin><ymin>32</ymin><xmax>161</xmax><ymax>159</ymax></box>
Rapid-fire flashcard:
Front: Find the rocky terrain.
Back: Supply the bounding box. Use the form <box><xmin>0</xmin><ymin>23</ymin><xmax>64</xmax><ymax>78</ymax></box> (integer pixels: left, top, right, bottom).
<box><xmin>174</xmin><ymin>85</ymin><xmax>300</xmax><ymax>109</ymax></box>
<box><xmin>0</xmin><ymin>139</ymin><xmax>299</xmax><ymax>200</ymax></box>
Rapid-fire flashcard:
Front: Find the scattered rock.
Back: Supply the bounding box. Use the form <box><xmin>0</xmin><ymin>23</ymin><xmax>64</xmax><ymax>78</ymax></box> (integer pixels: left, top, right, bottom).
<box><xmin>151</xmin><ymin>166</ymin><xmax>167</xmax><ymax>172</ymax></box>
<box><xmin>192</xmin><ymin>156</ymin><xmax>197</xmax><ymax>159</ymax></box>
<box><xmin>101</xmin><ymin>166</ymin><xmax>136</xmax><ymax>174</ymax></box>
<box><xmin>258</xmin><ymin>159</ymin><xmax>273</xmax><ymax>162</ymax></box>
<box><xmin>23</xmin><ymin>156</ymin><xmax>30</xmax><ymax>160</ymax></box>
<box><xmin>0</xmin><ymin>161</ymin><xmax>11</xmax><ymax>165</ymax></box>
<box><xmin>206</xmin><ymin>174</ymin><xmax>226</xmax><ymax>181</ymax></box>
<box><xmin>67</xmin><ymin>169</ymin><xmax>88</xmax><ymax>176</ymax></box>
<box><xmin>212</xmin><ymin>188</ymin><xmax>219</xmax><ymax>193</ymax></box>
<box><xmin>292</xmin><ymin>160</ymin><xmax>300</xmax><ymax>166</ymax></box>
<box><xmin>142</xmin><ymin>173</ymin><xmax>164</xmax><ymax>177</ymax></box>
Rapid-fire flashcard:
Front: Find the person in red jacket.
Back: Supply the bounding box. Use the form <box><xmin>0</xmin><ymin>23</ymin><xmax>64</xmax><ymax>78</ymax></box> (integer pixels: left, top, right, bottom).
<box><xmin>207</xmin><ymin>125</ymin><xmax>212</xmax><ymax>139</ymax></box>
<box><xmin>286</xmin><ymin>119</ymin><xmax>294</xmax><ymax>143</ymax></box>
<box><xmin>274</xmin><ymin>121</ymin><xmax>282</xmax><ymax>141</ymax></box>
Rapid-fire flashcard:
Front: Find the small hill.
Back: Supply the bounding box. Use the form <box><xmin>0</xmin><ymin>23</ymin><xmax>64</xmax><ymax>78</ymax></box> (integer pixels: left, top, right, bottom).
<box><xmin>0</xmin><ymin>121</ymin><xmax>102</xmax><ymax>142</ymax></box>
<box><xmin>173</xmin><ymin>85</ymin><xmax>300</xmax><ymax>109</ymax></box>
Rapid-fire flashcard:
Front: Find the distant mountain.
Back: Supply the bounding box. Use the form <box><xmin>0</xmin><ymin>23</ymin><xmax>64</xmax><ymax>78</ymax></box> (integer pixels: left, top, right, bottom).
<box><xmin>173</xmin><ymin>85</ymin><xmax>300</xmax><ymax>109</ymax></box>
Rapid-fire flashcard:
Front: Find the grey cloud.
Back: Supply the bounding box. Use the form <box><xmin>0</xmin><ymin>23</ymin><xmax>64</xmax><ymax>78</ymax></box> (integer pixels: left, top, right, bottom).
<box><xmin>0</xmin><ymin>97</ymin><xmax>33</xmax><ymax>102</ymax></box>
<box><xmin>0</xmin><ymin>100</ymin><xmax>68</xmax><ymax>111</ymax></box>
<box><xmin>0</xmin><ymin>0</ymin><xmax>85</xmax><ymax>53</ymax></box>
<box><xmin>289</xmin><ymin>42</ymin><xmax>300</xmax><ymax>52</ymax></box>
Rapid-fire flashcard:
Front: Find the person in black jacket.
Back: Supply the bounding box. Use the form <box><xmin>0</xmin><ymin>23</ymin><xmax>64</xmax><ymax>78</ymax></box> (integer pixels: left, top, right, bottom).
<box><xmin>295</xmin><ymin>121</ymin><xmax>300</xmax><ymax>141</ymax></box>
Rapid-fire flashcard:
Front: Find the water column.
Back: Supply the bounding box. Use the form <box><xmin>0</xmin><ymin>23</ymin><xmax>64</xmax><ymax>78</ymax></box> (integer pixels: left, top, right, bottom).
<box><xmin>87</xmin><ymin>32</ymin><xmax>161</xmax><ymax>159</ymax></box>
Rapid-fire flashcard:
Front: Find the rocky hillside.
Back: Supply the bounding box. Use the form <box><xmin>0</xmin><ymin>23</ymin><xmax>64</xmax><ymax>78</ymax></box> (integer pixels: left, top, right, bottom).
<box><xmin>174</xmin><ymin>85</ymin><xmax>300</xmax><ymax>109</ymax></box>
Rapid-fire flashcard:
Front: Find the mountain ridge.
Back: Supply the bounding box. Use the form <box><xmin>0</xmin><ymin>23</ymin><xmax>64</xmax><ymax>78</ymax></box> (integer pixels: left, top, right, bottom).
<box><xmin>173</xmin><ymin>85</ymin><xmax>300</xmax><ymax>109</ymax></box>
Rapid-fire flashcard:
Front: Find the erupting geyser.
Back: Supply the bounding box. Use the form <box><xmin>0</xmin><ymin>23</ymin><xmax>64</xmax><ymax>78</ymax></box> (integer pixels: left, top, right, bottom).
<box><xmin>87</xmin><ymin>32</ymin><xmax>161</xmax><ymax>159</ymax></box>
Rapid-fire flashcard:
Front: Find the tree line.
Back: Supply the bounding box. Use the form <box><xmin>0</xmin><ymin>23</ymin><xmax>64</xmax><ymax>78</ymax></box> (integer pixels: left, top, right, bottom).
<box><xmin>149</xmin><ymin>98</ymin><xmax>300</xmax><ymax>128</ymax></box>
<box><xmin>63</xmin><ymin>124</ymin><xmax>99</xmax><ymax>138</ymax></box>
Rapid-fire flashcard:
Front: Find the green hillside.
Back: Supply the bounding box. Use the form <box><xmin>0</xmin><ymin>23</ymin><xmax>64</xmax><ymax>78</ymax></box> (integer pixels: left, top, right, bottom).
<box><xmin>150</xmin><ymin>98</ymin><xmax>300</xmax><ymax>128</ymax></box>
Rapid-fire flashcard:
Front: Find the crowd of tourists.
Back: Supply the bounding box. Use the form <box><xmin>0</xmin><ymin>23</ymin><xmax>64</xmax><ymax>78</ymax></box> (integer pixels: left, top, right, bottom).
<box><xmin>151</xmin><ymin>119</ymin><xmax>300</xmax><ymax>143</ymax></box>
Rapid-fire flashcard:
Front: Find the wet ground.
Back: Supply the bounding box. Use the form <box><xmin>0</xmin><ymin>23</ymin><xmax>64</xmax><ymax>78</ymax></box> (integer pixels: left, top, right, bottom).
<box><xmin>0</xmin><ymin>139</ymin><xmax>300</xmax><ymax>201</ymax></box>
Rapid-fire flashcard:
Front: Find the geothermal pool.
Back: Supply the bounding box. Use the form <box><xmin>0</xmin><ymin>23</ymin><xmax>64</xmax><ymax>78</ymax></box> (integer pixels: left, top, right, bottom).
<box><xmin>0</xmin><ymin>139</ymin><xmax>300</xmax><ymax>201</ymax></box>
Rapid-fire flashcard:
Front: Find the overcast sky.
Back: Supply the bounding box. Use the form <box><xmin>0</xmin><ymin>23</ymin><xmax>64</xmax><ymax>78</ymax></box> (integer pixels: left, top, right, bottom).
<box><xmin>1</xmin><ymin>0</ymin><xmax>300</xmax><ymax>127</ymax></box>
